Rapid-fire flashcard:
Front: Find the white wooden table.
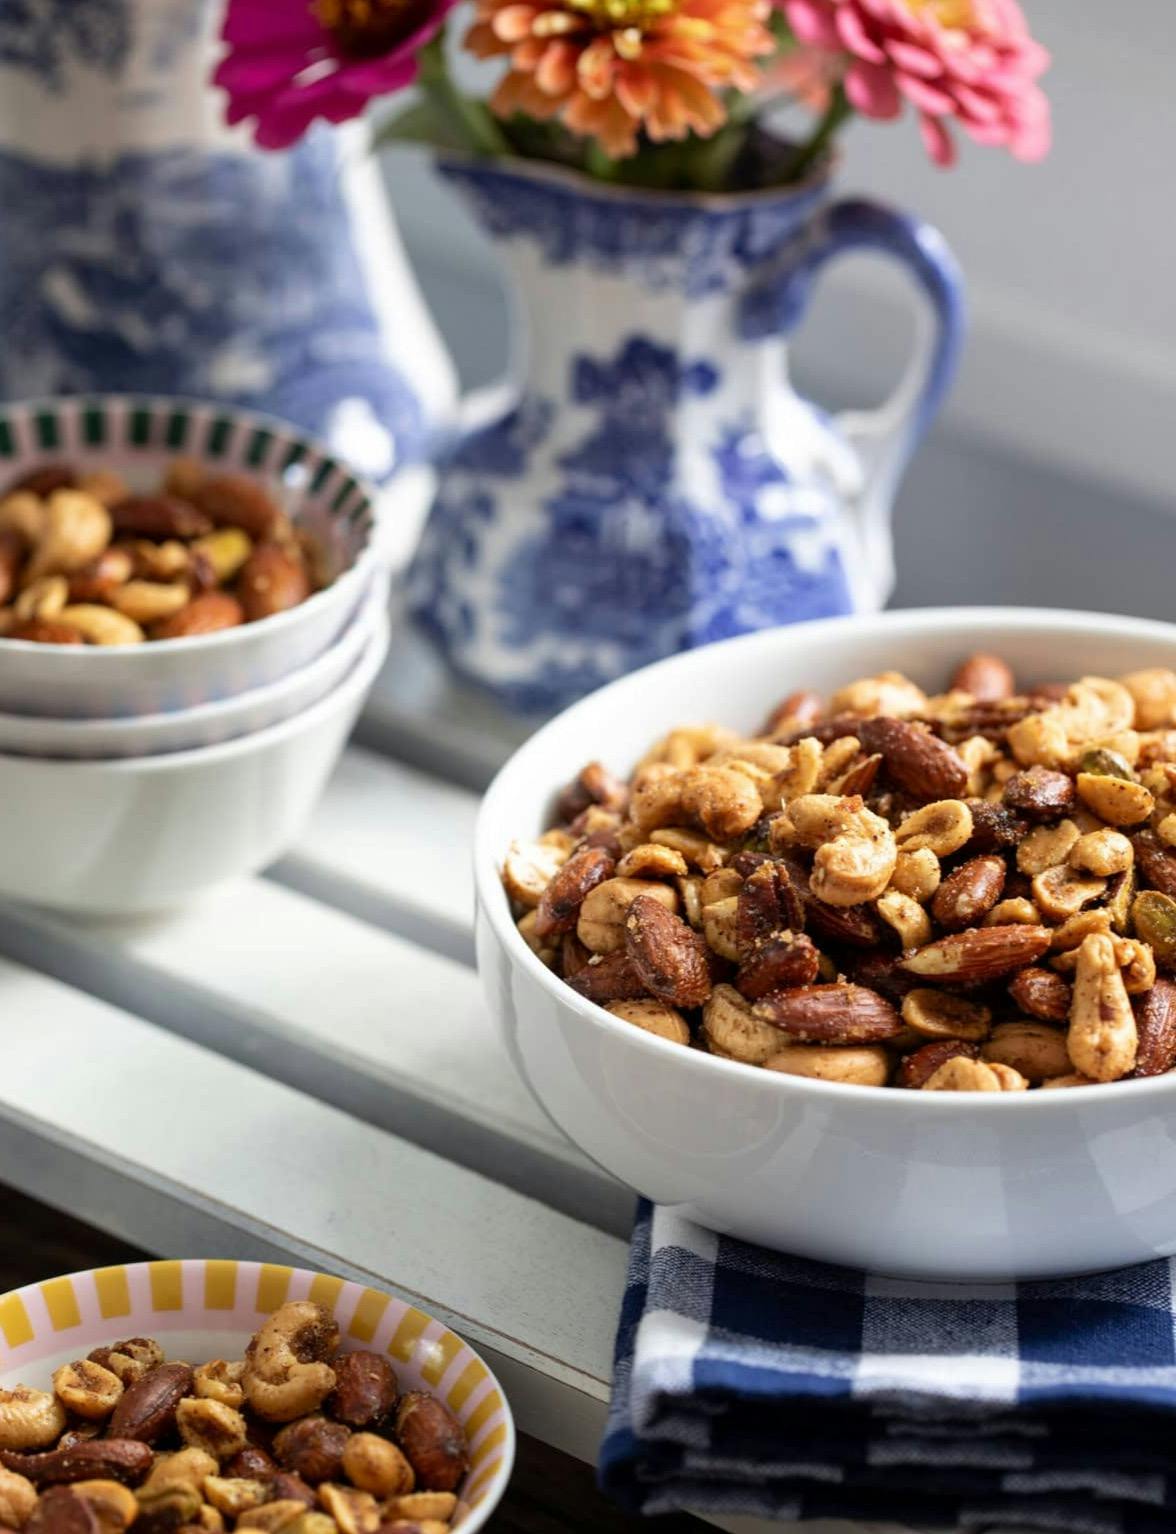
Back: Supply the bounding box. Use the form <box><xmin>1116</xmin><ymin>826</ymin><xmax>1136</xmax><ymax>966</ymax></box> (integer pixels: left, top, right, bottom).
<box><xmin>0</xmin><ymin>502</ymin><xmax>1012</xmax><ymax>1534</ymax></box>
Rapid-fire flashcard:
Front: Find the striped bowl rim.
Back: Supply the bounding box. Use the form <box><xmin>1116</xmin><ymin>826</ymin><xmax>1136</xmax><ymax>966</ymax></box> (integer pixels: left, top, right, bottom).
<box><xmin>0</xmin><ymin>395</ymin><xmax>382</xmax><ymax>657</ymax></box>
<box><xmin>0</xmin><ymin>1260</ymin><xmax>514</xmax><ymax>1531</ymax></box>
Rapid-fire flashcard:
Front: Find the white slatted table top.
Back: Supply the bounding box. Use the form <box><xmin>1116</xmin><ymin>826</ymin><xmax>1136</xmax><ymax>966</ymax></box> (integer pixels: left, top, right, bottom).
<box><xmin>0</xmin><ymin>634</ymin><xmax>1001</xmax><ymax>1534</ymax></box>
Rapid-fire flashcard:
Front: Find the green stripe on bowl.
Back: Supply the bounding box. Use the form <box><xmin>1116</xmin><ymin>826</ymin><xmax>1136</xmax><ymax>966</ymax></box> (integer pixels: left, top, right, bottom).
<box><xmin>165</xmin><ymin>408</ymin><xmax>190</xmax><ymax>450</ymax></box>
<box><xmin>281</xmin><ymin>441</ymin><xmax>307</xmax><ymax>472</ymax></box>
<box><xmin>129</xmin><ymin>406</ymin><xmax>153</xmax><ymax>447</ymax></box>
<box><xmin>35</xmin><ymin>410</ymin><xmax>60</xmax><ymax>451</ymax></box>
<box><xmin>331</xmin><ymin>478</ymin><xmax>355</xmax><ymax>514</ymax></box>
<box><xmin>0</xmin><ymin>419</ymin><xmax>13</xmax><ymax>457</ymax></box>
<box><xmin>206</xmin><ymin>415</ymin><xmax>234</xmax><ymax>458</ymax></box>
<box><xmin>310</xmin><ymin>458</ymin><xmax>335</xmax><ymax>495</ymax></box>
<box><xmin>82</xmin><ymin>405</ymin><xmax>107</xmax><ymax>447</ymax></box>
<box><xmin>246</xmin><ymin>428</ymin><xmax>273</xmax><ymax>468</ymax></box>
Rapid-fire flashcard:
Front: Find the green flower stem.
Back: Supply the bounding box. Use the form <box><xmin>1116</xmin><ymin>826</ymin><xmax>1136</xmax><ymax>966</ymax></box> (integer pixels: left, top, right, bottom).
<box><xmin>785</xmin><ymin>81</ymin><xmax>853</xmax><ymax>181</ymax></box>
<box><xmin>417</xmin><ymin>32</ymin><xmax>510</xmax><ymax>156</ymax></box>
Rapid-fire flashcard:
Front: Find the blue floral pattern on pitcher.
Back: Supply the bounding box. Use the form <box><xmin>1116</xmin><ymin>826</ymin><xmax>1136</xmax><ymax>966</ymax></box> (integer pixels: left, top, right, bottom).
<box><xmin>410</xmin><ymin>156</ymin><xmax>964</xmax><ymax>714</ymax></box>
<box><xmin>0</xmin><ymin>0</ymin><xmax>429</xmax><ymax>477</ymax></box>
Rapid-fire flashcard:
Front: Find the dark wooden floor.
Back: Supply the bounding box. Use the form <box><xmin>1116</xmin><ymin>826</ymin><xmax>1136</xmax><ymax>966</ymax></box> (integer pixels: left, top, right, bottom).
<box><xmin>0</xmin><ymin>1183</ymin><xmax>704</xmax><ymax>1533</ymax></box>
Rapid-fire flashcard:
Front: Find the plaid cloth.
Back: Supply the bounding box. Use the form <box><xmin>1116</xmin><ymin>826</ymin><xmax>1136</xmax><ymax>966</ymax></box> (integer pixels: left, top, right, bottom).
<box><xmin>599</xmin><ymin>1202</ymin><xmax>1176</xmax><ymax>1532</ymax></box>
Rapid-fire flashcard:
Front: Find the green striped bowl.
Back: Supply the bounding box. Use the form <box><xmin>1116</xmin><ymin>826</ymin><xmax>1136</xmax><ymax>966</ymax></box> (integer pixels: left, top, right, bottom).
<box><xmin>0</xmin><ymin>396</ymin><xmax>384</xmax><ymax>720</ymax></box>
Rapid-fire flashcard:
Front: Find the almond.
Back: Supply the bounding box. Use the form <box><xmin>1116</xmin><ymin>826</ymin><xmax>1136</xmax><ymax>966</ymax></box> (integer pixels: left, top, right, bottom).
<box><xmin>151</xmin><ymin>591</ymin><xmax>244</xmax><ymax>639</ymax></box>
<box><xmin>1002</xmin><ymin>766</ymin><xmax>1076</xmax><ymax>820</ymax></box>
<box><xmin>735</xmin><ymin>933</ymin><xmax>819</xmax><ymax>1000</ymax></box>
<box><xmin>109</xmin><ymin>495</ymin><xmax>213</xmax><ymax>540</ymax></box>
<box><xmin>898</xmin><ymin>1039</ymin><xmax>979</xmax><ymax>1089</ymax></box>
<box><xmin>534</xmin><ymin>845</ymin><xmax>615</xmax><ymax>938</ymax></box>
<box><xmin>857</xmin><ymin>717</ymin><xmax>967</xmax><ymax>799</ymax></box>
<box><xmin>763</xmin><ymin>689</ymin><xmax>822</xmax><ymax>735</ymax></box>
<box><xmin>1008</xmin><ymin>965</ymin><xmax>1072</xmax><ymax>1022</ymax></box>
<box><xmin>752</xmin><ymin>983</ymin><xmax>902</xmax><ymax>1044</ymax></box>
<box><xmin>237</xmin><ymin>543</ymin><xmax>311</xmax><ymax>622</ymax></box>
<box><xmin>193</xmin><ymin>474</ymin><xmax>285</xmax><ymax>541</ymax></box>
<box><xmin>624</xmin><ymin>894</ymin><xmax>712</xmax><ymax>1008</ymax></box>
<box><xmin>7</xmin><ymin>618</ymin><xmax>83</xmax><ymax>645</ymax></box>
<box><xmin>949</xmin><ymin>653</ymin><xmax>1015</xmax><ymax>702</ymax></box>
<box><xmin>0</xmin><ymin>528</ymin><xmax>21</xmax><ymax>604</ymax></box>
<box><xmin>899</xmin><ymin>924</ymin><xmax>1052</xmax><ymax>983</ymax></box>
<box><xmin>1130</xmin><ymin>977</ymin><xmax>1176</xmax><ymax>1078</ymax></box>
<box><xmin>931</xmin><ymin>855</ymin><xmax>1006</xmax><ymax>931</ymax></box>
<box><xmin>1132</xmin><ymin>831</ymin><xmax>1176</xmax><ymax>897</ymax></box>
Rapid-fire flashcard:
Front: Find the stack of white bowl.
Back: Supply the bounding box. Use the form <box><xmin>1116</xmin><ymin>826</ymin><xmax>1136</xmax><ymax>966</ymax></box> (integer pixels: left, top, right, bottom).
<box><xmin>0</xmin><ymin>395</ymin><xmax>392</xmax><ymax>917</ymax></box>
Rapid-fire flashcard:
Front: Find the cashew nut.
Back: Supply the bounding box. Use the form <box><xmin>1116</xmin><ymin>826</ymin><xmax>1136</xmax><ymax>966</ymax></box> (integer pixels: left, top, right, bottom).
<box><xmin>702</xmin><ymin>985</ymin><xmax>784</xmax><ymax>1065</ymax></box>
<box><xmin>889</xmin><ymin>847</ymin><xmax>941</xmax><ymax>904</ymax></box>
<box><xmin>52</xmin><ymin>1360</ymin><xmax>123</xmax><ymax>1420</ymax></box>
<box><xmin>56</xmin><ymin>604</ymin><xmax>144</xmax><ymax>645</ymax></box>
<box><xmin>242</xmin><ymin>1301</ymin><xmax>338</xmax><ymax>1422</ymax></box>
<box><xmin>70</xmin><ymin>1480</ymin><xmax>138</xmax><ymax>1532</ymax></box>
<box><xmin>0</xmin><ymin>1387</ymin><xmax>68</xmax><ymax>1449</ymax></box>
<box><xmin>501</xmin><ymin>838</ymin><xmax>569</xmax><ymax>908</ymax></box>
<box><xmin>192</xmin><ymin>1360</ymin><xmax>246</xmax><ymax>1410</ymax></box>
<box><xmin>576</xmin><ymin>877</ymin><xmax>676</xmax><ymax>954</ymax></box>
<box><xmin>631</xmin><ymin>764</ymin><xmax>763</xmax><ymax>842</ymax></box>
<box><xmin>1121</xmin><ymin>668</ymin><xmax>1176</xmax><ymax>731</ymax></box>
<box><xmin>110</xmin><ymin>580</ymin><xmax>190</xmax><ymax>626</ymax></box>
<box><xmin>607</xmin><ymin>998</ymin><xmax>691</xmax><ymax>1044</ymax></box>
<box><xmin>13</xmin><ymin>575</ymin><xmax>67</xmax><ymax>623</ymax></box>
<box><xmin>0</xmin><ymin>1466</ymin><xmax>37</xmax><ymax>1529</ymax></box>
<box><xmin>828</xmin><ymin>670</ymin><xmax>927</xmax><ymax>718</ymax></box>
<box><xmin>24</xmin><ymin>490</ymin><xmax>111</xmax><ymax>582</ymax></box>
<box><xmin>764</xmin><ymin>1044</ymin><xmax>890</xmax><ymax>1085</ymax></box>
<box><xmin>0</xmin><ymin>492</ymin><xmax>45</xmax><ymax>547</ymax></box>
<box><xmin>893</xmin><ymin>799</ymin><xmax>974</xmax><ymax>857</ymax></box>
<box><xmin>784</xmin><ymin>794</ymin><xmax>896</xmax><ymax>907</ymax></box>
<box><xmin>176</xmin><ymin>1397</ymin><xmax>249</xmax><ymax>1460</ymax></box>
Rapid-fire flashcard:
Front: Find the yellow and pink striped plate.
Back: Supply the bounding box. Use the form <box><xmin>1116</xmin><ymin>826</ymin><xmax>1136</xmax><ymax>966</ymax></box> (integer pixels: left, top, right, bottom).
<box><xmin>0</xmin><ymin>1260</ymin><xmax>514</xmax><ymax>1531</ymax></box>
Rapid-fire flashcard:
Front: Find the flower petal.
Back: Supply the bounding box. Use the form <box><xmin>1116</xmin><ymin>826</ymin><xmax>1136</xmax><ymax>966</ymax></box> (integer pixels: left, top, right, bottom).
<box><xmin>919</xmin><ymin>109</ymin><xmax>956</xmax><ymax>166</ymax></box>
<box><xmin>844</xmin><ymin>58</ymin><xmax>901</xmax><ymax>119</ymax></box>
<box><xmin>222</xmin><ymin>0</ymin><xmax>324</xmax><ymax>48</ymax></box>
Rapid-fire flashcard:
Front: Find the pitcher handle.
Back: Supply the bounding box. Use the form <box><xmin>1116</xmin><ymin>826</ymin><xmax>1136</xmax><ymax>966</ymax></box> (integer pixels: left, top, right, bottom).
<box><xmin>739</xmin><ymin>198</ymin><xmax>965</xmax><ymax>604</ymax></box>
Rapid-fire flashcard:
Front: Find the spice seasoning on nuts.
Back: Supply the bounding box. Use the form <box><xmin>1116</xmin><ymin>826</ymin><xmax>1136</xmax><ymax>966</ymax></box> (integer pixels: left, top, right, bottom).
<box><xmin>503</xmin><ymin>657</ymin><xmax>1176</xmax><ymax>1090</ymax></box>
<box><xmin>0</xmin><ymin>460</ymin><xmax>330</xmax><ymax>646</ymax></box>
<box><xmin>0</xmin><ymin>1304</ymin><xmax>468</xmax><ymax>1533</ymax></box>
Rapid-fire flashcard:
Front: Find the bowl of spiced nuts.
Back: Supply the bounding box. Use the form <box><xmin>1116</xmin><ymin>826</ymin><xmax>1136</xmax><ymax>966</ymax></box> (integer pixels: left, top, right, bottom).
<box><xmin>0</xmin><ymin>396</ymin><xmax>392</xmax><ymax>914</ymax></box>
<box><xmin>0</xmin><ymin>1260</ymin><xmax>514</xmax><ymax>1534</ymax></box>
<box><xmin>476</xmin><ymin>607</ymin><xmax>1176</xmax><ymax>1280</ymax></box>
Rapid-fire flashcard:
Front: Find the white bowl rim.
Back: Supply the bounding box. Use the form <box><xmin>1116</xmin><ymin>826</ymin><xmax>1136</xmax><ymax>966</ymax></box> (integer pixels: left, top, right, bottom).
<box><xmin>476</xmin><ymin>604</ymin><xmax>1176</xmax><ymax>1112</ymax></box>
<box><xmin>0</xmin><ymin>1257</ymin><xmax>516</xmax><ymax>1534</ymax></box>
<box><xmin>0</xmin><ymin>392</ymin><xmax>381</xmax><ymax>661</ymax></box>
<box><xmin>0</xmin><ymin>600</ymin><xmax>390</xmax><ymax>775</ymax></box>
<box><xmin>0</xmin><ymin>580</ymin><xmax>386</xmax><ymax>741</ymax></box>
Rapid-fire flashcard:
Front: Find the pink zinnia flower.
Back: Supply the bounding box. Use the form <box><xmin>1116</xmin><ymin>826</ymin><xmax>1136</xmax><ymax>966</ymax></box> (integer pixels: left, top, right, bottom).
<box><xmin>215</xmin><ymin>0</ymin><xmax>460</xmax><ymax>149</ymax></box>
<box><xmin>781</xmin><ymin>0</ymin><xmax>1050</xmax><ymax>167</ymax></box>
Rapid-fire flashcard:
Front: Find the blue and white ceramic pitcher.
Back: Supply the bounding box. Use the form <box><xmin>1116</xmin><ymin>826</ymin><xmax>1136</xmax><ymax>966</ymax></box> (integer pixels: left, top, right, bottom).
<box><xmin>408</xmin><ymin>155</ymin><xmax>964</xmax><ymax>714</ymax></box>
<box><xmin>0</xmin><ymin>0</ymin><xmax>454</xmax><ymax>479</ymax></box>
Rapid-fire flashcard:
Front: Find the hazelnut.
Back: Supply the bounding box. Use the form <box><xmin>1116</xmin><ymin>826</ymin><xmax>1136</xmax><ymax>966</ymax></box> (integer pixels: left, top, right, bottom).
<box><xmin>273</xmin><ymin>1418</ymin><xmax>351</xmax><ymax>1485</ymax></box>
<box><xmin>327</xmin><ymin>1355</ymin><xmax>397</xmax><ymax>1431</ymax></box>
<box><xmin>393</xmin><ymin>1395</ymin><xmax>468</xmax><ymax>1493</ymax></box>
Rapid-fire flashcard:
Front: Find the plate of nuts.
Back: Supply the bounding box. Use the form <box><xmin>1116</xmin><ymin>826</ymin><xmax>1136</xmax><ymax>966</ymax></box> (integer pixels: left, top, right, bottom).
<box><xmin>475</xmin><ymin>609</ymin><xmax>1176</xmax><ymax>1277</ymax></box>
<box><xmin>0</xmin><ymin>397</ymin><xmax>383</xmax><ymax>719</ymax></box>
<box><xmin>0</xmin><ymin>1261</ymin><xmax>513</xmax><ymax>1534</ymax></box>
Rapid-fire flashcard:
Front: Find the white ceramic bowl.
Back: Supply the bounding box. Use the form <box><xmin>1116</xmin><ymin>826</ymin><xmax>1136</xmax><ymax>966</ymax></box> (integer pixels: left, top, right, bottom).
<box><xmin>0</xmin><ymin>396</ymin><xmax>383</xmax><ymax>719</ymax></box>
<box><xmin>0</xmin><ymin>577</ymin><xmax>389</xmax><ymax>759</ymax></box>
<box><xmin>477</xmin><ymin>608</ymin><xmax>1176</xmax><ymax>1281</ymax></box>
<box><xmin>0</xmin><ymin>1260</ymin><xmax>514</xmax><ymax>1532</ymax></box>
<box><xmin>0</xmin><ymin>604</ymin><xmax>389</xmax><ymax>915</ymax></box>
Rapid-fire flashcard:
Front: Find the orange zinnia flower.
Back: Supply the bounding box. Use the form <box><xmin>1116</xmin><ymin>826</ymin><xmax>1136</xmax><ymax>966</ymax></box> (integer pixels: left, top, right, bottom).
<box><xmin>467</xmin><ymin>0</ymin><xmax>774</xmax><ymax>157</ymax></box>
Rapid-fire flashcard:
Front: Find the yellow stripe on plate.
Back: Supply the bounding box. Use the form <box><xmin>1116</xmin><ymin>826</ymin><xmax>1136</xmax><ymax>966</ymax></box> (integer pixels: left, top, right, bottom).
<box><xmin>256</xmin><ymin>1265</ymin><xmax>292</xmax><ymax>1314</ymax></box>
<box><xmin>464</xmin><ymin>1455</ymin><xmax>504</xmax><ymax>1504</ymax></box>
<box><xmin>0</xmin><ymin>1294</ymin><xmax>33</xmax><ymax>1348</ymax></box>
<box><xmin>463</xmin><ymin>1389</ymin><xmax>503</xmax><ymax>1445</ymax></box>
<box><xmin>347</xmin><ymin>1288</ymin><xmax>390</xmax><ymax>1343</ymax></box>
<box><xmin>308</xmin><ymin>1274</ymin><xmax>344</xmax><ymax>1315</ymax></box>
<box><xmin>149</xmin><ymin>1261</ymin><xmax>183</xmax><ymax>1311</ymax></box>
<box><xmin>470</xmin><ymin>1423</ymin><xmax>508</xmax><ymax>1465</ymax></box>
<box><xmin>387</xmin><ymin>1307</ymin><xmax>430</xmax><ymax>1362</ymax></box>
<box><xmin>94</xmin><ymin>1266</ymin><xmax>131</xmax><ymax>1319</ymax></box>
<box><xmin>446</xmin><ymin>1359</ymin><xmax>488</xmax><ymax>1414</ymax></box>
<box><xmin>40</xmin><ymin>1277</ymin><xmax>81</xmax><ymax>1331</ymax></box>
<box><xmin>204</xmin><ymin>1261</ymin><xmax>238</xmax><ymax>1311</ymax></box>
<box><xmin>420</xmin><ymin>1328</ymin><xmax>465</xmax><ymax>1388</ymax></box>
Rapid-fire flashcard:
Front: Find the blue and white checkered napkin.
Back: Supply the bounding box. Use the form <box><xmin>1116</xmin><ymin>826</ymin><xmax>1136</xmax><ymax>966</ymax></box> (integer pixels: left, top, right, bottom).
<box><xmin>599</xmin><ymin>1202</ymin><xmax>1176</xmax><ymax>1532</ymax></box>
